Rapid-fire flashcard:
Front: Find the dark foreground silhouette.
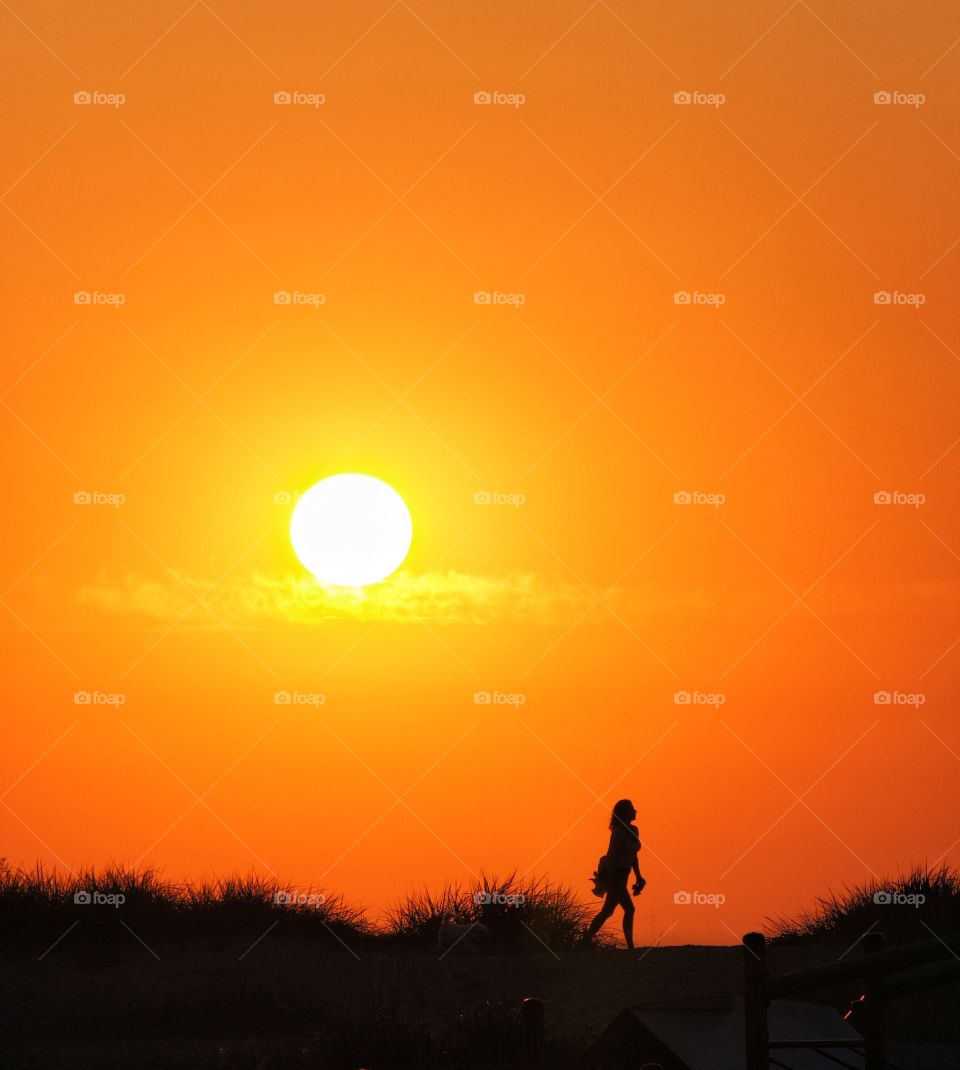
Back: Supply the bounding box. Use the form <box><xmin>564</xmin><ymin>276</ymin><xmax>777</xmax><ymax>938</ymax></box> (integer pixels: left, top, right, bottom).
<box><xmin>1</xmin><ymin>861</ymin><xmax>958</xmax><ymax>1068</ymax></box>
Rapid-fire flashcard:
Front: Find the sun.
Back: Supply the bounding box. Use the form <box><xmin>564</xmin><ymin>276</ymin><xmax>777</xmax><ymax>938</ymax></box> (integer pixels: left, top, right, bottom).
<box><xmin>290</xmin><ymin>474</ymin><xmax>413</xmax><ymax>588</ymax></box>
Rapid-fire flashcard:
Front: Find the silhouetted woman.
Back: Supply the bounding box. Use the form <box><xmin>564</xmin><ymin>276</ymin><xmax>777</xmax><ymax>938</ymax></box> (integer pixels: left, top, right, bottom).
<box><xmin>582</xmin><ymin>799</ymin><xmax>643</xmax><ymax>950</ymax></box>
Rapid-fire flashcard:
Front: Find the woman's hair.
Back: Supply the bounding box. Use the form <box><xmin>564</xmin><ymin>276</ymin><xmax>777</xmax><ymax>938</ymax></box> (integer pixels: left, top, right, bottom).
<box><xmin>610</xmin><ymin>798</ymin><xmax>635</xmax><ymax>830</ymax></box>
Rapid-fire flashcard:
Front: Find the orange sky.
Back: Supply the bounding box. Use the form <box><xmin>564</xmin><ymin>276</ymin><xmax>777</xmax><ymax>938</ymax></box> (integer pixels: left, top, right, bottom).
<box><xmin>3</xmin><ymin>0</ymin><xmax>960</xmax><ymax>945</ymax></box>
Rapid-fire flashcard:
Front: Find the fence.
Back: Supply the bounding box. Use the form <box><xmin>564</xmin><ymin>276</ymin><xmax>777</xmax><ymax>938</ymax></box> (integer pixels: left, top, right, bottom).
<box><xmin>742</xmin><ymin>929</ymin><xmax>960</xmax><ymax>1069</ymax></box>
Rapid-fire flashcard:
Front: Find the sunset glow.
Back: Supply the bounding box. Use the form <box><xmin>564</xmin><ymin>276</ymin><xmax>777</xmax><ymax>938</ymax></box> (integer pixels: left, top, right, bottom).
<box><xmin>2</xmin><ymin>0</ymin><xmax>959</xmax><ymax>956</ymax></box>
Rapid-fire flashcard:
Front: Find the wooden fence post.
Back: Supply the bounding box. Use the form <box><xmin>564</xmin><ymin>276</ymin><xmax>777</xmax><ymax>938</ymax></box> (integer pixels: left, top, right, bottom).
<box><xmin>521</xmin><ymin>996</ymin><xmax>544</xmax><ymax>1069</ymax></box>
<box><xmin>743</xmin><ymin>932</ymin><xmax>768</xmax><ymax>1070</ymax></box>
<box><xmin>863</xmin><ymin>931</ymin><xmax>886</xmax><ymax>1070</ymax></box>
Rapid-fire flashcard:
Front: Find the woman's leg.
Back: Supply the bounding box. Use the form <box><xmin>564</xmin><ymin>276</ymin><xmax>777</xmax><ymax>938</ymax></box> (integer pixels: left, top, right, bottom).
<box><xmin>584</xmin><ymin>888</ymin><xmax>618</xmax><ymax>939</ymax></box>
<box><xmin>584</xmin><ymin>869</ymin><xmax>632</xmax><ymax>944</ymax></box>
<box><xmin>617</xmin><ymin>884</ymin><xmax>636</xmax><ymax>950</ymax></box>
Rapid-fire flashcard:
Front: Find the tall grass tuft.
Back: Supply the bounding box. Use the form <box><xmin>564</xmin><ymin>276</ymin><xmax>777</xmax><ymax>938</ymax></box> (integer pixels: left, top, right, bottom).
<box><xmin>0</xmin><ymin>858</ymin><xmax>368</xmax><ymax>952</ymax></box>
<box><xmin>767</xmin><ymin>863</ymin><xmax>960</xmax><ymax>946</ymax></box>
<box><xmin>385</xmin><ymin>871</ymin><xmax>592</xmax><ymax>951</ymax></box>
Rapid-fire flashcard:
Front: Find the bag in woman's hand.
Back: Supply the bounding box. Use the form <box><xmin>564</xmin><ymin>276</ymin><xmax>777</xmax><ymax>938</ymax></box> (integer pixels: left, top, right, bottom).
<box><xmin>590</xmin><ymin>854</ymin><xmax>611</xmax><ymax>898</ymax></box>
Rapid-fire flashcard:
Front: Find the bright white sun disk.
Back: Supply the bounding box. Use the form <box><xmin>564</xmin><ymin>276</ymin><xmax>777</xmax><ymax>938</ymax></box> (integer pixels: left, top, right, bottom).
<box><xmin>290</xmin><ymin>474</ymin><xmax>412</xmax><ymax>587</ymax></box>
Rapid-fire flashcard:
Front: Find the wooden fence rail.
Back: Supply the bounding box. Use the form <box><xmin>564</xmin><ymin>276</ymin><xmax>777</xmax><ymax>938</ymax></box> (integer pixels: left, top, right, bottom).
<box><xmin>742</xmin><ymin>928</ymin><xmax>960</xmax><ymax>1070</ymax></box>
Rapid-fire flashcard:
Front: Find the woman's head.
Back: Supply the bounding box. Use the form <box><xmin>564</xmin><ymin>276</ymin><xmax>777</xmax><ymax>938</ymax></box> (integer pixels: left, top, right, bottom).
<box><xmin>610</xmin><ymin>798</ymin><xmax>637</xmax><ymax>829</ymax></box>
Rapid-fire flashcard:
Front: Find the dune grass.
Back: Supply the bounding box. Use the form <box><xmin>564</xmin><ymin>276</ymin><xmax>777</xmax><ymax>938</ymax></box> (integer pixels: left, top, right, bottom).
<box><xmin>0</xmin><ymin>860</ymin><xmax>594</xmax><ymax>955</ymax></box>
<box><xmin>384</xmin><ymin>871</ymin><xmax>594</xmax><ymax>950</ymax></box>
<box><xmin>0</xmin><ymin>858</ymin><xmax>369</xmax><ymax>952</ymax></box>
<box><xmin>767</xmin><ymin>863</ymin><xmax>960</xmax><ymax>945</ymax></box>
